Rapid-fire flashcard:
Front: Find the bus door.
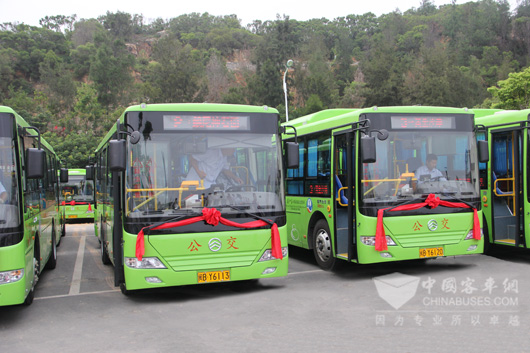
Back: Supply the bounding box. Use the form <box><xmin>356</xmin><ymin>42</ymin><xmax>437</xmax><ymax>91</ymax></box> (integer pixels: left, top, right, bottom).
<box><xmin>490</xmin><ymin>129</ymin><xmax>524</xmax><ymax>247</ymax></box>
<box><xmin>333</xmin><ymin>131</ymin><xmax>357</xmax><ymax>261</ymax></box>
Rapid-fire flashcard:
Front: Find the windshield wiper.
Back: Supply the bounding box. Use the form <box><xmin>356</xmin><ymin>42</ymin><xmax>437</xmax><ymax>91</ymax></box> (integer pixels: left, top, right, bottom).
<box><xmin>215</xmin><ymin>204</ymin><xmax>273</xmax><ymax>225</ymax></box>
<box><xmin>441</xmin><ymin>194</ymin><xmax>479</xmax><ymax>209</ymax></box>
<box><xmin>142</xmin><ymin>210</ymin><xmax>201</xmax><ymax>233</ymax></box>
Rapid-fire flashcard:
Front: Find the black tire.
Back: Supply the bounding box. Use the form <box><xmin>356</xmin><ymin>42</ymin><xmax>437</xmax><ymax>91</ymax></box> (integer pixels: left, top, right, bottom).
<box><xmin>57</xmin><ymin>220</ymin><xmax>66</xmax><ymax>247</ymax></box>
<box><xmin>24</xmin><ymin>246</ymin><xmax>40</xmax><ymax>305</ymax></box>
<box><xmin>45</xmin><ymin>229</ymin><xmax>57</xmax><ymax>270</ymax></box>
<box><xmin>483</xmin><ymin>217</ymin><xmax>492</xmax><ymax>255</ymax></box>
<box><xmin>312</xmin><ymin>219</ymin><xmax>339</xmax><ymax>271</ymax></box>
<box><xmin>101</xmin><ymin>239</ymin><xmax>111</xmax><ymax>265</ymax></box>
<box><xmin>120</xmin><ymin>282</ymin><xmax>130</xmax><ymax>296</ymax></box>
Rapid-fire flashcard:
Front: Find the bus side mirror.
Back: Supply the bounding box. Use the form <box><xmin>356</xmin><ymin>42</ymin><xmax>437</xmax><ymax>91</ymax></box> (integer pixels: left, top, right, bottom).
<box><xmin>26</xmin><ymin>148</ymin><xmax>45</xmax><ymax>179</ymax></box>
<box><xmin>60</xmin><ymin>168</ymin><xmax>68</xmax><ymax>183</ymax></box>
<box><xmin>109</xmin><ymin>139</ymin><xmax>126</xmax><ymax>172</ymax></box>
<box><xmin>285</xmin><ymin>142</ymin><xmax>299</xmax><ymax>169</ymax></box>
<box><xmin>361</xmin><ymin>136</ymin><xmax>376</xmax><ymax>163</ymax></box>
<box><xmin>86</xmin><ymin>165</ymin><xmax>94</xmax><ymax>180</ymax></box>
<box><xmin>478</xmin><ymin>140</ymin><xmax>489</xmax><ymax>163</ymax></box>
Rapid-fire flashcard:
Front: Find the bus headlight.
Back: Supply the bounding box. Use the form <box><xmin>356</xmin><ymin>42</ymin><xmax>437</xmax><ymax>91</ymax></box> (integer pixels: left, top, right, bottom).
<box><xmin>259</xmin><ymin>247</ymin><xmax>288</xmax><ymax>261</ymax></box>
<box><xmin>0</xmin><ymin>269</ymin><xmax>24</xmax><ymax>284</ymax></box>
<box><xmin>360</xmin><ymin>236</ymin><xmax>396</xmax><ymax>246</ymax></box>
<box><xmin>465</xmin><ymin>228</ymin><xmax>483</xmax><ymax>240</ymax></box>
<box><xmin>125</xmin><ymin>257</ymin><xmax>167</xmax><ymax>269</ymax></box>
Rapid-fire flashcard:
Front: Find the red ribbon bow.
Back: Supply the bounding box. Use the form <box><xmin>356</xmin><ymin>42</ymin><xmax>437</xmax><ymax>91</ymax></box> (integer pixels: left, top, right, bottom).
<box><xmin>375</xmin><ymin>193</ymin><xmax>480</xmax><ymax>251</ymax></box>
<box><xmin>136</xmin><ymin>207</ymin><xmax>282</xmax><ymax>261</ymax></box>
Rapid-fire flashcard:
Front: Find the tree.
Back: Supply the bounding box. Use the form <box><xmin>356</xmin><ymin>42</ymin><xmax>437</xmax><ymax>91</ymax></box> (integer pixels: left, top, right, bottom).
<box><xmin>39</xmin><ymin>15</ymin><xmax>77</xmax><ymax>33</ymax></box>
<box><xmin>487</xmin><ymin>67</ymin><xmax>530</xmax><ymax>109</ymax></box>
<box><xmin>146</xmin><ymin>36</ymin><xmax>206</xmax><ymax>103</ymax></box>
<box><xmin>89</xmin><ymin>33</ymin><xmax>134</xmax><ymax>107</ymax></box>
<box><xmin>295</xmin><ymin>36</ymin><xmax>337</xmax><ymax>108</ymax></box>
<box><xmin>70</xmin><ymin>19</ymin><xmax>104</xmax><ymax>47</ymax></box>
<box><xmin>99</xmin><ymin>11</ymin><xmax>138</xmax><ymax>41</ymax></box>
<box><xmin>205</xmin><ymin>53</ymin><xmax>232</xmax><ymax>102</ymax></box>
<box><xmin>39</xmin><ymin>50</ymin><xmax>76</xmax><ymax>114</ymax></box>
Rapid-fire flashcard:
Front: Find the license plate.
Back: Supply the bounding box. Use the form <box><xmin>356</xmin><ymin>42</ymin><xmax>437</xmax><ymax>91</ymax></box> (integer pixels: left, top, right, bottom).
<box><xmin>419</xmin><ymin>247</ymin><xmax>443</xmax><ymax>258</ymax></box>
<box><xmin>68</xmin><ymin>215</ymin><xmax>78</xmax><ymax>218</ymax></box>
<box><xmin>198</xmin><ymin>270</ymin><xmax>230</xmax><ymax>283</ymax></box>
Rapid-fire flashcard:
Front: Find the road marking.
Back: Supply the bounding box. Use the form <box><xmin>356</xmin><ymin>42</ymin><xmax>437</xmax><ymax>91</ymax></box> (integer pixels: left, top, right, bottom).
<box><xmin>68</xmin><ymin>235</ymin><xmax>86</xmax><ymax>295</ymax></box>
<box><xmin>36</xmin><ymin>289</ymin><xmax>120</xmax><ymax>301</ymax></box>
<box><xmin>288</xmin><ymin>269</ymin><xmax>323</xmax><ymax>276</ymax></box>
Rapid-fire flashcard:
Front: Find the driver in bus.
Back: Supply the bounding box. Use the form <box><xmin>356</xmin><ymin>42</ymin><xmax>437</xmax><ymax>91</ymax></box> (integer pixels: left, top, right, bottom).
<box><xmin>186</xmin><ymin>148</ymin><xmax>243</xmax><ymax>189</ymax></box>
<box><xmin>415</xmin><ymin>154</ymin><xmax>447</xmax><ymax>183</ymax></box>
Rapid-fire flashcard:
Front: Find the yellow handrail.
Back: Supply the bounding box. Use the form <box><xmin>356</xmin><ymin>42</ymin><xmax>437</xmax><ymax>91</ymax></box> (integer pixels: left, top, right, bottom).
<box><xmin>126</xmin><ymin>180</ymin><xmax>206</xmax><ymax>213</ymax></box>
<box><xmin>493</xmin><ymin>177</ymin><xmax>515</xmax><ymax>197</ymax></box>
<box><xmin>336</xmin><ymin>186</ymin><xmax>355</xmax><ymax>207</ymax></box>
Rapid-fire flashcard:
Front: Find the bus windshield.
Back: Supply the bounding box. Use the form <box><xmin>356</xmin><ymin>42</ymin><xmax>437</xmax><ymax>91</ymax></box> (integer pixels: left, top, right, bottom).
<box><xmin>361</xmin><ymin>129</ymin><xmax>479</xmax><ymax>211</ymax></box>
<box><xmin>126</xmin><ymin>132</ymin><xmax>284</xmax><ymax>220</ymax></box>
<box><xmin>0</xmin><ymin>136</ymin><xmax>20</xmax><ymax>229</ymax></box>
<box><xmin>63</xmin><ymin>176</ymin><xmax>94</xmax><ymax>203</ymax></box>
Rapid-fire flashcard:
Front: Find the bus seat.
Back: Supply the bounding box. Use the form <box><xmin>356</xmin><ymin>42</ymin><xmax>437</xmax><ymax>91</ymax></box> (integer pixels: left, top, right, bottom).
<box><xmin>406</xmin><ymin>157</ymin><xmax>422</xmax><ymax>173</ymax></box>
<box><xmin>492</xmin><ymin>172</ymin><xmax>507</xmax><ymax>195</ymax></box>
<box><xmin>335</xmin><ymin>175</ymin><xmax>348</xmax><ymax>205</ymax></box>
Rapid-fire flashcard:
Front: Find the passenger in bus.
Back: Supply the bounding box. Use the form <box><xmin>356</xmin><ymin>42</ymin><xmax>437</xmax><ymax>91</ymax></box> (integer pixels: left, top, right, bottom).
<box><xmin>415</xmin><ymin>154</ymin><xmax>446</xmax><ymax>183</ymax></box>
<box><xmin>186</xmin><ymin>148</ymin><xmax>243</xmax><ymax>189</ymax></box>
<box><xmin>0</xmin><ymin>181</ymin><xmax>7</xmax><ymax>203</ymax></box>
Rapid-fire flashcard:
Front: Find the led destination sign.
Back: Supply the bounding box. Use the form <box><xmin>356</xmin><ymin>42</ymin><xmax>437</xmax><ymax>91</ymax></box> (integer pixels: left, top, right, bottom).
<box><xmin>163</xmin><ymin>115</ymin><xmax>250</xmax><ymax>131</ymax></box>
<box><xmin>391</xmin><ymin>116</ymin><xmax>455</xmax><ymax>129</ymax></box>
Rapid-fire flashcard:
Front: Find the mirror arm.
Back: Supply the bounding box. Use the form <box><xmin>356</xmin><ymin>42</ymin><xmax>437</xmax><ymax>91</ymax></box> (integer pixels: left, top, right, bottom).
<box><xmin>281</xmin><ymin>125</ymin><xmax>298</xmax><ymax>143</ymax></box>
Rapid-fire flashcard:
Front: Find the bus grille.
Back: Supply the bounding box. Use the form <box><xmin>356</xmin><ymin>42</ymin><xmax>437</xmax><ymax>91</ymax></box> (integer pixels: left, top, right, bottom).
<box><xmin>164</xmin><ymin>251</ymin><xmax>261</xmax><ymax>271</ymax></box>
<box><xmin>393</xmin><ymin>232</ymin><xmax>464</xmax><ymax>248</ymax></box>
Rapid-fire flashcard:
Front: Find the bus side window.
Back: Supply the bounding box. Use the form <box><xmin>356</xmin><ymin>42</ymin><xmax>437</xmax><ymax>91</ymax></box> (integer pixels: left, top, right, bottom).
<box><xmin>286</xmin><ymin>140</ymin><xmax>304</xmax><ymax>195</ymax></box>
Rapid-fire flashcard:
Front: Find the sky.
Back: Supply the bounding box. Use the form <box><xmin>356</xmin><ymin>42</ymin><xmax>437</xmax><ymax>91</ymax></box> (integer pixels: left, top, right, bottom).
<box><xmin>0</xmin><ymin>0</ymin><xmax>522</xmax><ymax>27</ymax></box>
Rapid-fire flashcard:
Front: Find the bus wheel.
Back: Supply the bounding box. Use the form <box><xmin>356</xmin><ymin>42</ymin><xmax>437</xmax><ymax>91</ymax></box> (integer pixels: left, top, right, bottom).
<box><xmin>24</xmin><ymin>249</ymin><xmax>40</xmax><ymax>305</ymax></box>
<box><xmin>119</xmin><ymin>282</ymin><xmax>130</xmax><ymax>295</ymax></box>
<box><xmin>45</xmin><ymin>229</ymin><xmax>57</xmax><ymax>270</ymax></box>
<box><xmin>101</xmin><ymin>240</ymin><xmax>111</xmax><ymax>265</ymax></box>
<box><xmin>312</xmin><ymin>219</ymin><xmax>337</xmax><ymax>270</ymax></box>
<box><xmin>483</xmin><ymin>219</ymin><xmax>492</xmax><ymax>255</ymax></box>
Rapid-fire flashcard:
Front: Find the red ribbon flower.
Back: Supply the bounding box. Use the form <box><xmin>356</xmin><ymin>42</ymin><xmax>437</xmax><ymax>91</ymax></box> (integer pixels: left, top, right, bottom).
<box><xmin>135</xmin><ymin>208</ymin><xmax>282</xmax><ymax>261</ymax></box>
<box><xmin>203</xmin><ymin>207</ymin><xmax>221</xmax><ymax>226</ymax></box>
<box><xmin>375</xmin><ymin>193</ymin><xmax>481</xmax><ymax>251</ymax></box>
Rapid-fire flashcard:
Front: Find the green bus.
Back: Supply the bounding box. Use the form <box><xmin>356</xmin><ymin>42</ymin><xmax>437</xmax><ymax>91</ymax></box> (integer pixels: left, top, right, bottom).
<box><xmin>475</xmin><ymin>109</ymin><xmax>530</xmax><ymax>251</ymax></box>
<box><xmin>282</xmin><ymin>106</ymin><xmax>487</xmax><ymax>270</ymax></box>
<box><xmin>61</xmin><ymin>168</ymin><xmax>95</xmax><ymax>221</ymax></box>
<box><xmin>92</xmin><ymin>103</ymin><xmax>292</xmax><ymax>293</ymax></box>
<box><xmin>0</xmin><ymin>106</ymin><xmax>63</xmax><ymax>306</ymax></box>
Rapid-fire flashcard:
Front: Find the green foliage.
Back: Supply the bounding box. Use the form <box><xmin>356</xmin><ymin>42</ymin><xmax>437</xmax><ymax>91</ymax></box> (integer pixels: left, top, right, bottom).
<box><xmin>89</xmin><ymin>33</ymin><xmax>134</xmax><ymax>107</ymax></box>
<box><xmin>294</xmin><ymin>94</ymin><xmax>325</xmax><ymax>116</ymax></box>
<box><xmin>70</xmin><ymin>42</ymin><xmax>96</xmax><ymax>79</ymax></box>
<box><xmin>146</xmin><ymin>36</ymin><xmax>206</xmax><ymax>103</ymax></box>
<box><xmin>39</xmin><ymin>50</ymin><xmax>76</xmax><ymax>114</ymax></box>
<box><xmin>487</xmin><ymin>66</ymin><xmax>530</xmax><ymax>109</ymax></box>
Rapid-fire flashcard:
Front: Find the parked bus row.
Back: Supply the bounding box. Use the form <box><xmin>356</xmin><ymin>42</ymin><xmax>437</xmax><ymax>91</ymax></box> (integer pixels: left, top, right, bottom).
<box><xmin>2</xmin><ymin>103</ymin><xmax>530</xmax><ymax>307</ymax></box>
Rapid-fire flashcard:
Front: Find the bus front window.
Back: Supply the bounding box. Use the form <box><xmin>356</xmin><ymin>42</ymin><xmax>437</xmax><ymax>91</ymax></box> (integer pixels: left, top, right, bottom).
<box><xmin>63</xmin><ymin>176</ymin><xmax>94</xmax><ymax>203</ymax></box>
<box><xmin>0</xmin><ymin>137</ymin><xmax>20</xmax><ymax>229</ymax></box>
<box><xmin>360</xmin><ymin>129</ymin><xmax>480</xmax><ymax>213</ymax></box>
<box><xmin>126</xmin><ymin>132</ymin><xmax>284</xmax><ymax>219</ymax></box>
